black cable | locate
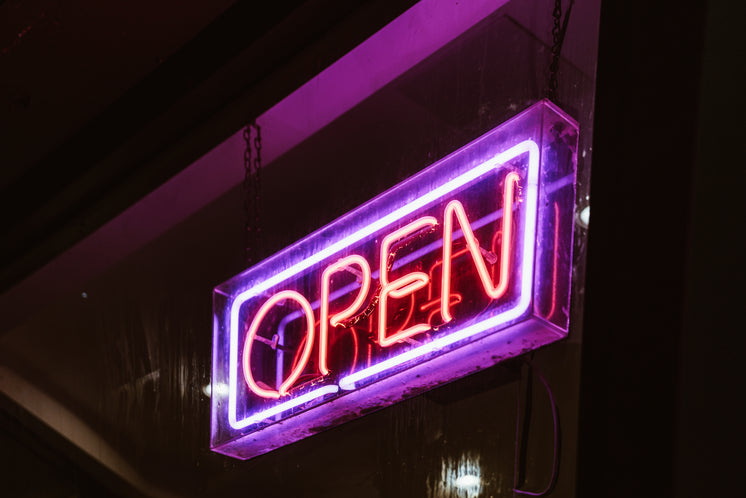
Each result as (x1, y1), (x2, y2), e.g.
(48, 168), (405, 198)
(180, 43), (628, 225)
(513, 358), (561, 496)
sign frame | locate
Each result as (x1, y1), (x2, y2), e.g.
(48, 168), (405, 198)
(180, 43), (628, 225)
(211, 100), (578, 459)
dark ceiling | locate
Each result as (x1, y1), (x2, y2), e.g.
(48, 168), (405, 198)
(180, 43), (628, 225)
(1, 0), (235, 189)
(0, 0), (418, 294)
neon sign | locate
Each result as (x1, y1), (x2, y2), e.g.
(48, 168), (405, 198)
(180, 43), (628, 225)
(211, 100), (578, 459)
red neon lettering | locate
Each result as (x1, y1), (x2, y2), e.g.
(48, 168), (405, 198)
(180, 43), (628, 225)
(243, 176), (522, 395)
(319, 255), (371, 375)
(242, 291), (315, 399)
(378, 217), (437, 347)
(426, 247), (470, 300)
(348, 328), (359, 372)
(420, 293), (463, 328)
(441, 172), (520, 323)
(324, 326), (360, 374)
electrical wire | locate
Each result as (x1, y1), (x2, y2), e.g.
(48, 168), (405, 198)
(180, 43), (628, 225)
(513, 357), (561, 496)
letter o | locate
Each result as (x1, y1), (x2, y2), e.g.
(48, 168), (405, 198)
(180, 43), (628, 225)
(242, 290), (315, 399)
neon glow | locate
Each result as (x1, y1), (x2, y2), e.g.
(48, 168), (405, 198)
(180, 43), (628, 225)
(544, 202), (561, 320)
(338, 153), (539, 390)
(240, 385), (340, 427)
(225, 139), (539, 428)
(319, 255), (371, 375)
(212, 100), (578, 460)
(378, 216), (438, 347)
(441, 171), (519, 323)
(242, 290), (315, 399)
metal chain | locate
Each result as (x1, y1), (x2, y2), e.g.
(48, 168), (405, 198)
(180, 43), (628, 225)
(243, 121), (262, 265)
(547, 0), (574, 103)
(547, 0), (562, 101)
(253, 122), (262, 260)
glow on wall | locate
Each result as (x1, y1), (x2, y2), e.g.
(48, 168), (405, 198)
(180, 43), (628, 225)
(211, 100), (578, 459)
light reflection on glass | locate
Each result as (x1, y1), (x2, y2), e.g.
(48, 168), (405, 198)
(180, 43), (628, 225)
(203, 382), (230, 398)
(455, 474), (480, 488)
(429, 452), (482, 498)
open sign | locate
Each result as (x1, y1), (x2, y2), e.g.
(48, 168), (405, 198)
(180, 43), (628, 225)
(211, 100), (578, 459)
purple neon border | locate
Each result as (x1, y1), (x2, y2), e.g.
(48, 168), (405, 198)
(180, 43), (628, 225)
(273, 170), (574, 390)
(226, 139), (539, 431)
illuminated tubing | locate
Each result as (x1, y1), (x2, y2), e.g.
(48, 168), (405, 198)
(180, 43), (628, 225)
(378, 217), (438, 346)
(242, 385), (340, 427)
(228, 139), (540, 427)
(242, 291), (316, 399)
(319, 255), (372, 375)
(339, 140), (540, 390)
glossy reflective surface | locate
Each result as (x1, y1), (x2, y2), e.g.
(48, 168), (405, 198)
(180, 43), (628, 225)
(213, 101), (578, 459)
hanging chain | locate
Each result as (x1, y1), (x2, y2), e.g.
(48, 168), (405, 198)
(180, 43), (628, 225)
(547, 0), (562, 101)
(253, 124), (262, 242)
(547, 0), (575, 102)
(243, 121), (262, 265)
(253, 121), (262, 260)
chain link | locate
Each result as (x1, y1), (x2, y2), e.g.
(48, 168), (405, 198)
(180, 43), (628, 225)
(547, 0), (562, 101)
(244, 121), (262, 265)
(547, 0), (574, 103)
(252, 122), (262, 258)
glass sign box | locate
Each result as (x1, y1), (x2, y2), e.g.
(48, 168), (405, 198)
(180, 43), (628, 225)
(212, 100), (578, 459)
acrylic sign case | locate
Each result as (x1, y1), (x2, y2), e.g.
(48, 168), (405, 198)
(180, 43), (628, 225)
(212, 100), (578, 459)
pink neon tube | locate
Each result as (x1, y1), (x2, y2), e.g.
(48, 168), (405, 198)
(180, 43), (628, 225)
(227, 139), (540, 427)
(378, 216), (437, 347)
(242, 290), (316, 399)
(440, 172), (520, 322)
(319, 255), (371, 375)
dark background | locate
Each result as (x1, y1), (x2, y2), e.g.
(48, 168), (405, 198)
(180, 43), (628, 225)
(580, 1), (746, 496)
(1, 0), (744, 496)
